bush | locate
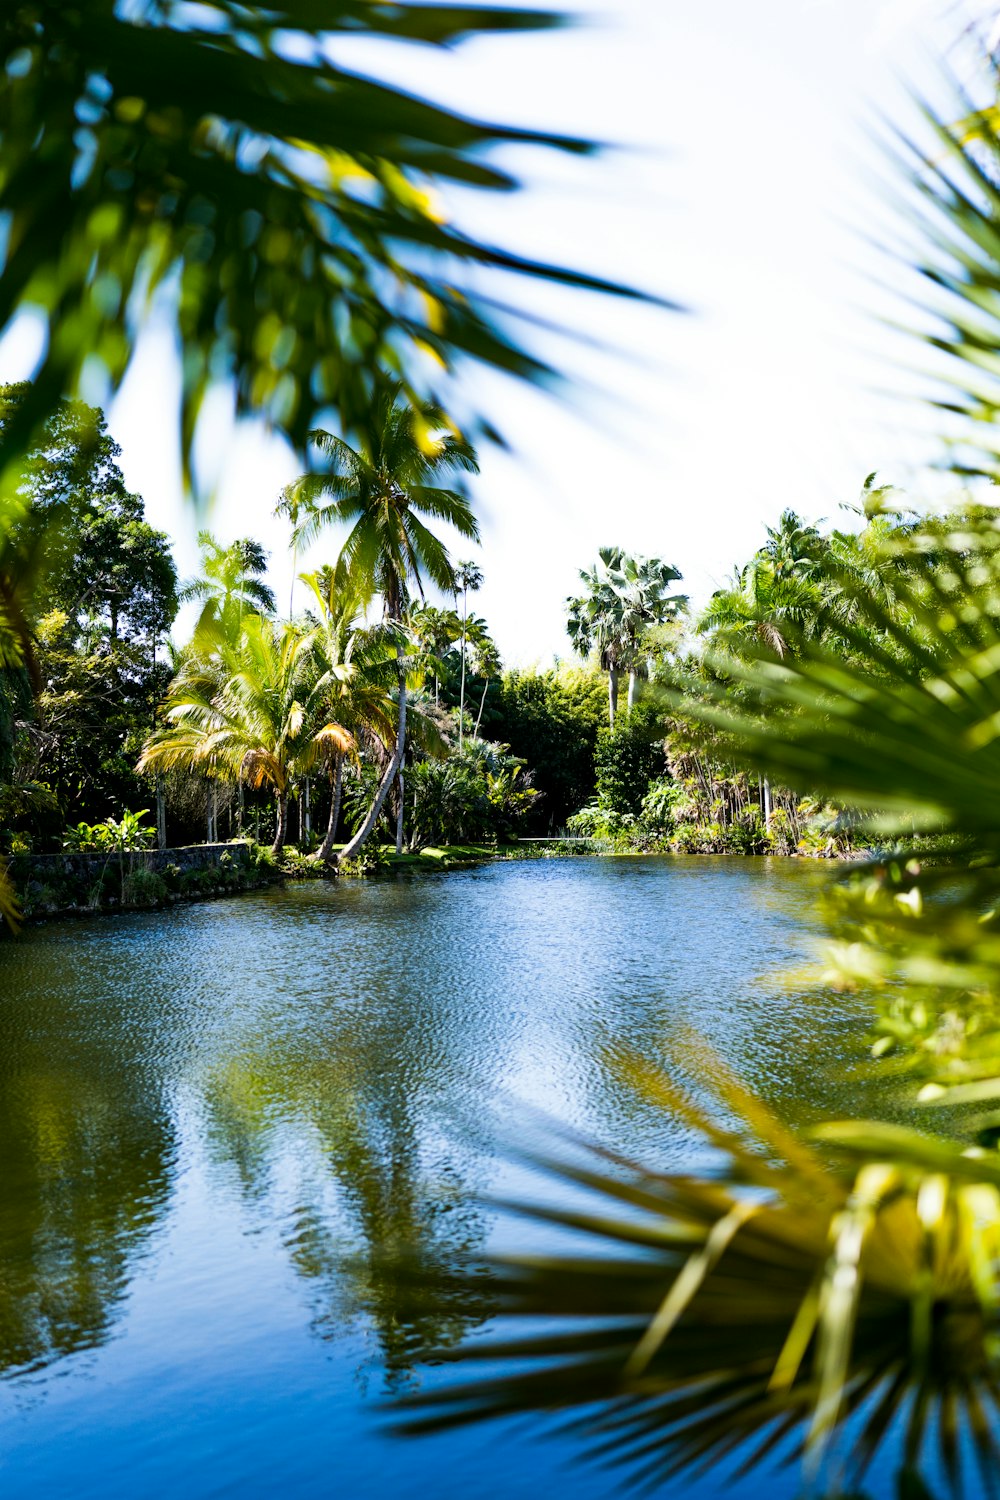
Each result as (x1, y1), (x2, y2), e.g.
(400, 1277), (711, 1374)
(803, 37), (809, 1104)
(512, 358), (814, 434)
(340, 843), (390, 876)
(594, 704), (667, 818)
(722, 812), (772, 855)
(122, 869), (168, 906)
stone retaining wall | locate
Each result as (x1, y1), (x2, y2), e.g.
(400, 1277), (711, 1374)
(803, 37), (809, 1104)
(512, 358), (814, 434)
(7, 841), (267, 922)
(10, 841), (252, 886)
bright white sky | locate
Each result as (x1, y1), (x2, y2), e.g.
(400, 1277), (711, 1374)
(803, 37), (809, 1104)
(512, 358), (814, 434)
(1, 0), (989, 663)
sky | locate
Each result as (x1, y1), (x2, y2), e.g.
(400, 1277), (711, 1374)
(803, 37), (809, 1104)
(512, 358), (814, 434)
(0, 0), (988, 664)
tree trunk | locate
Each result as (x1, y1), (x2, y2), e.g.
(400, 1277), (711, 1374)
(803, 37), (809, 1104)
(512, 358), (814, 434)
(338, 645), (407, 865)
(395, 769), (405, 855)
(627, 670), (638, 714)
(237, 782), (244, 837)
(206, 781), (213, 843)
(459, 589), (468, 751)
(474, 677), (489, 739)
(763, 776), (772, 829)
(156, 775), (166, 851)
(608, 668), (619, 729)
(304, 776), (311, 839)
(272, 789), (288, 855)
(316, 756), (344, 863)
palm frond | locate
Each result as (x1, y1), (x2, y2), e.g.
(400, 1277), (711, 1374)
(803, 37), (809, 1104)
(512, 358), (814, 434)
(395, 1056), (1000, 1497)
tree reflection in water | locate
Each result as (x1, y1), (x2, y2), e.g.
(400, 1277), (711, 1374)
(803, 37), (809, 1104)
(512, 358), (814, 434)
(202, 1043), (494, 1388)
(0, 1061), (174, 1378)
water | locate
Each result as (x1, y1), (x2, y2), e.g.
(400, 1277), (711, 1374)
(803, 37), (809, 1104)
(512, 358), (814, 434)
(0, 857), (877, 1498)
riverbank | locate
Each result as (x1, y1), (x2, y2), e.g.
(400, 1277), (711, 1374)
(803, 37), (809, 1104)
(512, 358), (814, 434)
(9, 834), (839, 927)
(7, 839), (566, 924)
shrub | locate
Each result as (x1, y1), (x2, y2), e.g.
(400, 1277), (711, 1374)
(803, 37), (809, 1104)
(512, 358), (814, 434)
(122, 869), (168, 906)
(594, 704), (667, 819)
(722, 812), (772, 855)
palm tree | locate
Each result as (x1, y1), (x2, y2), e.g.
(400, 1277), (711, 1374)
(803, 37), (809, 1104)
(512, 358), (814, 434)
(567, 549), (684, 725)
(469, 627), (504, 740)
(298, 564), (398, 864)
(453, 561), (484, 749)
(286, 382), (480, 859)
(138, 614), (344, 855)
(274, 488), (316, 621)
(408, 603), (463, 705)
(180, 532), (276, 636)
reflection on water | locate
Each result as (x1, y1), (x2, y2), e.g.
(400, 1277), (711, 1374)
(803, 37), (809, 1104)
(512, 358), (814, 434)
(0, 857), (876, 1498)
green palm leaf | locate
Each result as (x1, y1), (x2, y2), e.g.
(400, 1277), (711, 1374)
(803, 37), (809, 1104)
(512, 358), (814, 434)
(395, 1054), (1000, 1497)
(0, 2), (660, 483)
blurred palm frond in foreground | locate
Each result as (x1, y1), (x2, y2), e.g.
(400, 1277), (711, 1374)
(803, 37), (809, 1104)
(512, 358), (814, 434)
(398, 1056), (1000, 1497)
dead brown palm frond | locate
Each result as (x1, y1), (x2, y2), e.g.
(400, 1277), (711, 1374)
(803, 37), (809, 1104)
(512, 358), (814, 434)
(394, 1059), (1000, 1497)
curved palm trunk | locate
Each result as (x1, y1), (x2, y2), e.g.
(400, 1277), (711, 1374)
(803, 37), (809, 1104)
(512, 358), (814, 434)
(474, 677), (490, 738)
(459, 589), (468, 751)
(272, 788), (289, 856)
(338, 646), (407, 865)
(316, 755), (344, 863)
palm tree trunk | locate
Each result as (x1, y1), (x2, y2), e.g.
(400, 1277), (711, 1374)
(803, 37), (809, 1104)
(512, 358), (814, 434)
(763, 776), (772, 830)
(316, 755), (344, 863)
(156, 774), (166, 851)
(459, 587), (468, 751)
(272, 789), (288, 855)
(627, 670), (638, 714)
(395, 769), (405, 855)
(474, 677), (490, 739)
(608, 668), (619, 729)
(339, 646), (407, 865)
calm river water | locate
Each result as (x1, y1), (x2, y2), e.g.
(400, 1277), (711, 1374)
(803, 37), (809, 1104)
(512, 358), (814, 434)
(0, 856), (881, 1498)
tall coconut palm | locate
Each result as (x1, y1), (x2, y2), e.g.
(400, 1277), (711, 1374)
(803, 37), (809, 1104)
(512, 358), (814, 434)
(275, 488), (316, 621)
(453, 560), (484, 749)
(287, 383), (480, 859)
(138, 614), (345, 855)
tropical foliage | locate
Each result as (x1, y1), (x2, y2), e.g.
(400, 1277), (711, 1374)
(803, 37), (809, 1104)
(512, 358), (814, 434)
(0, 1), (647, 485)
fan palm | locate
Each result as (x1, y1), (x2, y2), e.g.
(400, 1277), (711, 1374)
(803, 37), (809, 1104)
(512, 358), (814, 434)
(396, 56), (1000, 1493)
(568, 549), (684, 725)
(286, 382), (480, 859)
(399, 1049), (1000, 1498)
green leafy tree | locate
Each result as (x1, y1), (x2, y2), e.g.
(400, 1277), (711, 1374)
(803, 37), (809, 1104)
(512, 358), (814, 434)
(479, 666), (608, 830)
(593, 702), (667, 819)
